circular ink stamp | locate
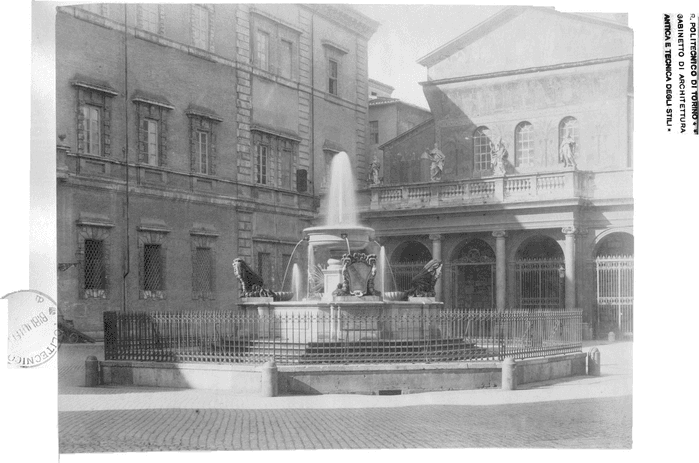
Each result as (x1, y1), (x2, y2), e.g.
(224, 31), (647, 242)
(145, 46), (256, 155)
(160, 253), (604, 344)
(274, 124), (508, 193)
(4, 290), (58, 368)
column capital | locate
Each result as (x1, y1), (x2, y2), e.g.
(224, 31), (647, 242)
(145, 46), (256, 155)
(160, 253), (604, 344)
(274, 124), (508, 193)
(429, 234), (444, 241)
(562, 226), (578, 236)
(492, 230), (507, 239)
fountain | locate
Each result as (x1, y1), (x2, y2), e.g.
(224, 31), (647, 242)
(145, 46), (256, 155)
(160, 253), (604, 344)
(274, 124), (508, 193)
(234, 152), (444, 346)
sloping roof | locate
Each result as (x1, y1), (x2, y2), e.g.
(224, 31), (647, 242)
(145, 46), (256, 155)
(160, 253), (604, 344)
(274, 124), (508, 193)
(369, 97), (431, 114)
(378, 118), (434, 150)
(417, 6), (633, 68)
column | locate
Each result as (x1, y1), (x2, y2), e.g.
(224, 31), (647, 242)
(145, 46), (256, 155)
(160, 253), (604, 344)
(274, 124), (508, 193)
(563, 227), (577, 309)
(492, 231), (507, 312)
(429, 234), (443, 301)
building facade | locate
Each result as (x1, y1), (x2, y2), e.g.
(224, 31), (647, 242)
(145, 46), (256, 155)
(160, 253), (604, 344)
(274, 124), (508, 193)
(361, 7), (633, 339)
(56, 3), (378, 338)
(365, 79), (432, 186)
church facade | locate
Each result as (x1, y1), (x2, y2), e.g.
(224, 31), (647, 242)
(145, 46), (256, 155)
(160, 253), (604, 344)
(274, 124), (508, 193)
(361, 7), (634, 339)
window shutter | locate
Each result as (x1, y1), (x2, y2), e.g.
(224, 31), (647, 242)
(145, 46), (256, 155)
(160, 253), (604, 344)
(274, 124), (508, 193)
(138, 116), (149, 164)
(77, 104), (86, 154)
(210, 131), (217, 175)
(296, 169), (307, 193)
(159, 117), (167, 167)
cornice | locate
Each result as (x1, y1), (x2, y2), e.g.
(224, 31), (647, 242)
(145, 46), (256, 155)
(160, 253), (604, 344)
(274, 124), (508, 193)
(420, 55), (633, 87)
(306, 4), (379, 40)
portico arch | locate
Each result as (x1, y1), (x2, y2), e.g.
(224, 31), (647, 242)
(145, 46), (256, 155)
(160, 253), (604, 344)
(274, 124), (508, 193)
(593, 231), (634, 338)
(389, 240), (432, 292)
(514, 235), (565, 309)
(450, 239), (496, 310)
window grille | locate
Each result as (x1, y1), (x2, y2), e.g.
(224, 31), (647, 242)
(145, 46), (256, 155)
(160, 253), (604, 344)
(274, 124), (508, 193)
(193, 247), (213, 295)
(143, 244), (163, 291)
(328, 59), (338, 95)
(258, 252), (272, 289)
(473, 127), (490, 171)
(515, 122), (534, 167)
(84, 239), (105, 290)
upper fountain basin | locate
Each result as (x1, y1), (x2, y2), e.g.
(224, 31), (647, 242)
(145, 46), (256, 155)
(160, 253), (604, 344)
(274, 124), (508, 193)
(303, 225), (375, 250)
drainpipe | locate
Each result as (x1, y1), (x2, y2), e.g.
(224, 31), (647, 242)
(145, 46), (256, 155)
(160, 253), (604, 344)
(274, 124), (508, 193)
(310, 10), (315, 198)
(122, 6), (130, 312)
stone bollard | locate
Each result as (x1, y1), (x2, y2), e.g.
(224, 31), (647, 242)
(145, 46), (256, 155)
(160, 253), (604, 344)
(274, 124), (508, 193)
(608, 331), (616, 342)
(260, 360), (278, 397)
(85, 355), (100, 387)
(501, 357), (516, 390)
(587, 347), (601, 376)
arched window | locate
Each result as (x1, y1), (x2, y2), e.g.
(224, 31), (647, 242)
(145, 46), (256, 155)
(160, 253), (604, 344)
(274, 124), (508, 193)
(558, 117), (579, 164)
(515, 122), (534, 168)
(473, 126), (490, 172)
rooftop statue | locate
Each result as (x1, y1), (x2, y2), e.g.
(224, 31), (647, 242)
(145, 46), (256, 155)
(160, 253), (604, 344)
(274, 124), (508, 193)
(489, 137), (507, 176)
(423, 143), (445, 182)
(369, 157), (381, 185)
(406, 259), (443, 297)
(232, 258), (275, 298)
(559, 134), (577, 168)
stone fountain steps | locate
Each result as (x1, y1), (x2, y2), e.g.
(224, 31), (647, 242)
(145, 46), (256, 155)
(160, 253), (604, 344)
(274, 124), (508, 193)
(216, 338), (489, 364)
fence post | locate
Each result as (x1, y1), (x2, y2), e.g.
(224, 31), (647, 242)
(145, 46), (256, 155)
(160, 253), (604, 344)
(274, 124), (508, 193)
(587, 347), (601, 376)
(260, 360), (278, 397)
(85, 355), (100, 387)
(502, 356), (516, 390)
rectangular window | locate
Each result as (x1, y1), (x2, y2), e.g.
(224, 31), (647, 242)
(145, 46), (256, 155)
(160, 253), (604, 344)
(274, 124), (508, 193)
(192, 6), (210, 49)
(193, 247), (213, 294)
(280, 39), (293, 79)
(257, 252), (272, 289)
(328, 59), (338, 95)
(84, 239), (105, 290)
(143, 119), (158, 166)
(143, 244), (163, 291)
(369, 121), (379, 145)
(197, 130), (209, 174)
(255, 143), (268, 185)
(140, 4), (159, 33)
(82, 105), (101, 155)
(256, 30), (270, 71)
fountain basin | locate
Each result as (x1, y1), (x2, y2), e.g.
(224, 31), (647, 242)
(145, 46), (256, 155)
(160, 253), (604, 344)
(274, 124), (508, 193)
(304, 225), (375, 250)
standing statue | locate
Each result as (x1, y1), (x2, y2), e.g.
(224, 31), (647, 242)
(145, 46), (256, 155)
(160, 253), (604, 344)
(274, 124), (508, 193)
(559, 134), (577, 168)
(369, 157), (381, 185)
(424, 143), (445, 182)
(489, 137), (507, 176)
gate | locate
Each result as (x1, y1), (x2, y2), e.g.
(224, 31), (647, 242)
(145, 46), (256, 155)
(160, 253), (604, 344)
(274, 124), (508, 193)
(515, 258), (564, 310)
(390, 261), (429, 292)
(596, 255), (634, 338)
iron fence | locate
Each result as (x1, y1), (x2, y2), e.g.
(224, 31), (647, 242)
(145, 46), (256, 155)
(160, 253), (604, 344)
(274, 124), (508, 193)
(104, 309), (582, 365)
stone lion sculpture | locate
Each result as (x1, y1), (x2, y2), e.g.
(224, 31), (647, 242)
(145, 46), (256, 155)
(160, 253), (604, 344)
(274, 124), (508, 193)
(232, 258), (275, 298)
(406, 259), (443, 297)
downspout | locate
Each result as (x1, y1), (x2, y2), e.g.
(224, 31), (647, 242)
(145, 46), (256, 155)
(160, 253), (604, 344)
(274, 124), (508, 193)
(310, 10), (315, 198)
(122, 6), (130, 312)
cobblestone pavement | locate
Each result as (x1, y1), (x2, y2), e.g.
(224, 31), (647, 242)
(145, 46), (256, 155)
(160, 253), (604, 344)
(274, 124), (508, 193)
(59, 395), (631, 452)
(57, 341), (632, 452)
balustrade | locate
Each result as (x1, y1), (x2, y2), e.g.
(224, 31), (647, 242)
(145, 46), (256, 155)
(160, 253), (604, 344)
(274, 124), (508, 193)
(371, 170), (584, 210)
